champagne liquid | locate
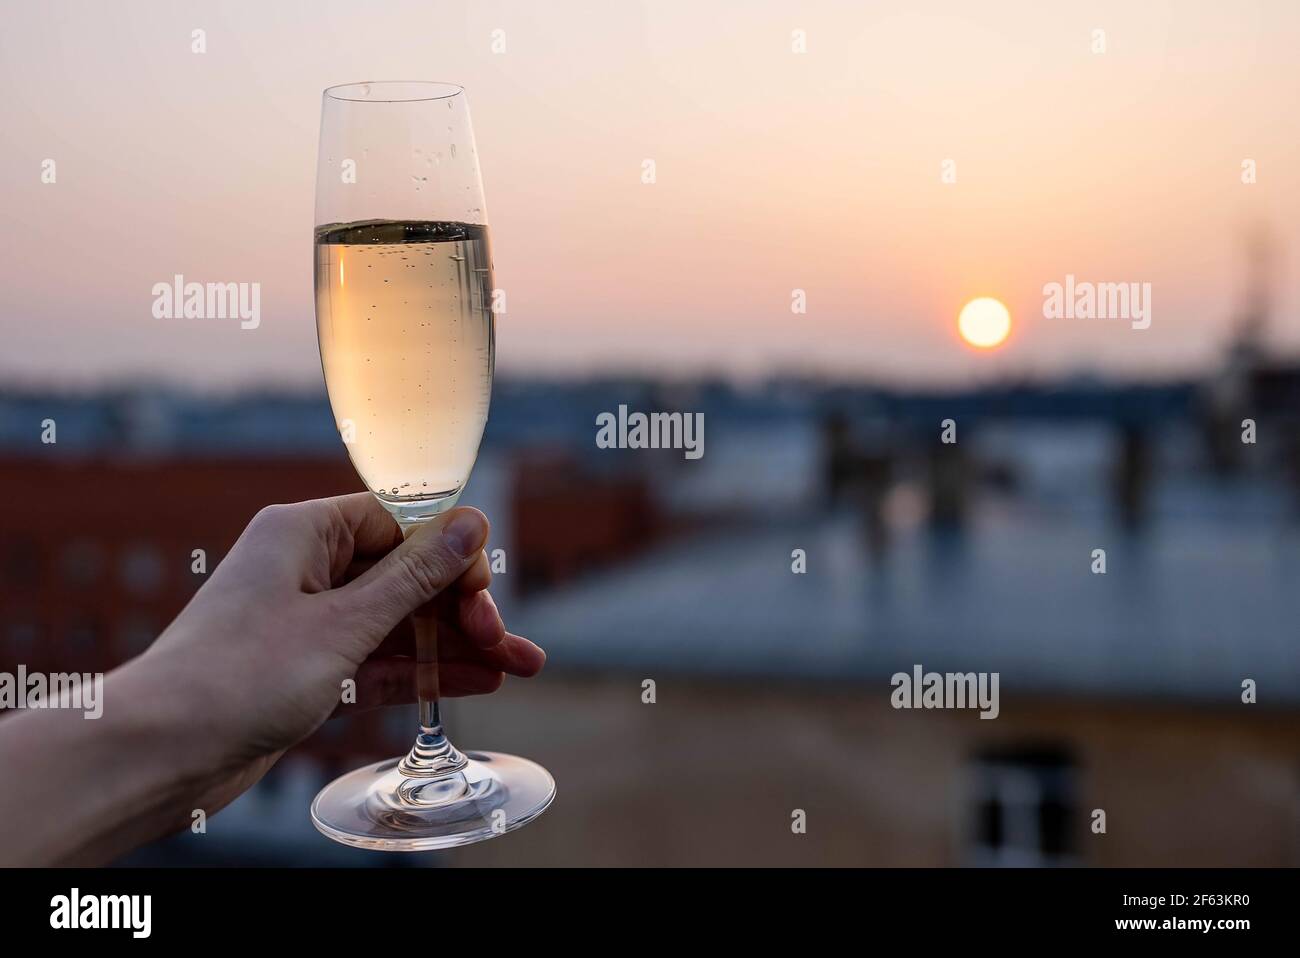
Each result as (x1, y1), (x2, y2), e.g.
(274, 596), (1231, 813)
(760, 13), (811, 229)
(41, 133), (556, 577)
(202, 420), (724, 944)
(314, 220), (494, 514)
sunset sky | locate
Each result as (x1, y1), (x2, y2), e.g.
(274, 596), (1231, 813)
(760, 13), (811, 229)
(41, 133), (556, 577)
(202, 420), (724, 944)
(2, 0), (1298, 389)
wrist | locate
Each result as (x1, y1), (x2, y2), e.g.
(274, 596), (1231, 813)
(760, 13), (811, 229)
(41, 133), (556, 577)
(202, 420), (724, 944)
(114, 647), (238, 789)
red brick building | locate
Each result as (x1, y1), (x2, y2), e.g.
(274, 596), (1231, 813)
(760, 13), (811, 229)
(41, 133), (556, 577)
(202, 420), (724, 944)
(0, 454), (411, 766)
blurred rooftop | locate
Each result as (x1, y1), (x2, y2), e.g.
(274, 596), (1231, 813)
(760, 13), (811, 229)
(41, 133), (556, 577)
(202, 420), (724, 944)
(509, 503), (1300, 703)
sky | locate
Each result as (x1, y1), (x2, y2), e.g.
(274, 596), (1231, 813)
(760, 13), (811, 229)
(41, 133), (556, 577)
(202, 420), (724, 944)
(2, 0), (1298, 390)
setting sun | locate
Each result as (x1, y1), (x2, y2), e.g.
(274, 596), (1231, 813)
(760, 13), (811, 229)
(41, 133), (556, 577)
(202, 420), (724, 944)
(958, 298), (1012, 349)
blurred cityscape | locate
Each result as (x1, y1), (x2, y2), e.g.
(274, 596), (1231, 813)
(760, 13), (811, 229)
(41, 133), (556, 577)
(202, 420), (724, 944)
(5, 0), (1300, 873)
(2, 322), (1300, 866)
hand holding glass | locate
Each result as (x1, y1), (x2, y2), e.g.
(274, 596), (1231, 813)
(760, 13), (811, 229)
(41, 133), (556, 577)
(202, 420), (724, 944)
(311, 81), (554, 849)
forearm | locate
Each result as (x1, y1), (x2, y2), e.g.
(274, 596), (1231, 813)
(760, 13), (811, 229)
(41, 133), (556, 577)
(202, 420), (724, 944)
(0, 654), (220, 866)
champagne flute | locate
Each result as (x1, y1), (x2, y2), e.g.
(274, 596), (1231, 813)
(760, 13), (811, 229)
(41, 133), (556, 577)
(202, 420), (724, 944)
(310, 81), (554, 849)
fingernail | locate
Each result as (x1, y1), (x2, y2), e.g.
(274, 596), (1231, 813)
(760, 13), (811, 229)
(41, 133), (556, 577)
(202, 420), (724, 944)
(441, 510), (487, 558)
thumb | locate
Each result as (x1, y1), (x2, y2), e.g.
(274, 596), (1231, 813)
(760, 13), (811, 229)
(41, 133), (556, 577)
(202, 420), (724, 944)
(339, 507), (489, 648)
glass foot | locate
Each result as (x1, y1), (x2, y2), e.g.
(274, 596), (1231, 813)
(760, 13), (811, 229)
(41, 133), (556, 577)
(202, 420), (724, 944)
(310, 750), (556, 851)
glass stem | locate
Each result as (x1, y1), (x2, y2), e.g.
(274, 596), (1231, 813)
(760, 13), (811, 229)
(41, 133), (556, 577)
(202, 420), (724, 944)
(397, 526), (467, 778)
